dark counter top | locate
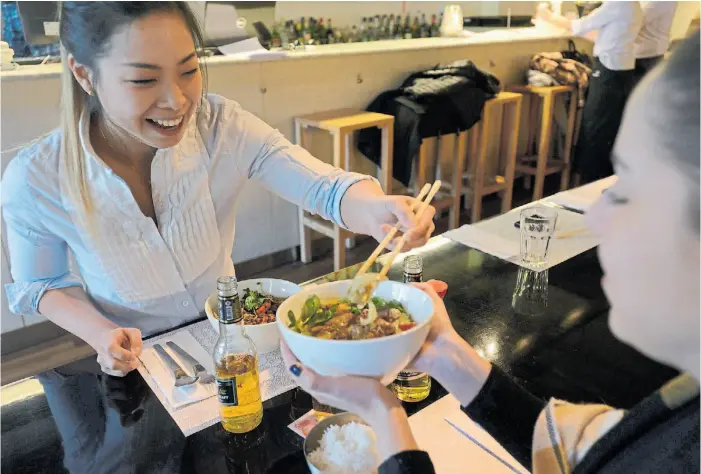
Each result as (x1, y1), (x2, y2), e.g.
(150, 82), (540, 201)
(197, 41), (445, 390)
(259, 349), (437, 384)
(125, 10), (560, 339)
(1, 239), (677, 474)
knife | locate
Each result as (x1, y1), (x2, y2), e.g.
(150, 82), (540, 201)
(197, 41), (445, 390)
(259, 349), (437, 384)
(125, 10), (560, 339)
(153, 344), (198, 387)
(545, 201), (585, 215)
(166, 341), (215, 384)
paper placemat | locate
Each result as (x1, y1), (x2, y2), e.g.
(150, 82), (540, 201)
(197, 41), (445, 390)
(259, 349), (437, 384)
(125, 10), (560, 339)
(408, 395), (528, 474)
(445, 206), (599, 271)
(137, 320), (297, 436)
(443, 225), (520, 260)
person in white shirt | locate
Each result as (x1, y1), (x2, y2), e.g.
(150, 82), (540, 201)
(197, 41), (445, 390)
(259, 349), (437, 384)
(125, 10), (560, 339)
(2, 3), (437, 379)
(536, 1), (643, 183)
(634, 1), (678, 85)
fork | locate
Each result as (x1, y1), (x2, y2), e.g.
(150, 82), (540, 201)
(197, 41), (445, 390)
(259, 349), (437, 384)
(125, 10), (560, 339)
(166, 341), (216, 384)
(153, 344), (199, 387)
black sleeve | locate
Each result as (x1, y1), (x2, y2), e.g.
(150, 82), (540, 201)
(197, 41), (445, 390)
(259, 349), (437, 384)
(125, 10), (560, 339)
(462, 365), (546, 469)
(378, 450), (435, 474)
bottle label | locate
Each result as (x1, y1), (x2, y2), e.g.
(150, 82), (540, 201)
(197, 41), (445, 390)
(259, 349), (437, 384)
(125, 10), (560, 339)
(218, 295), (242, 323)
(403, 272), (423, 283)
(397, 371), (426, 381)
(216, 378), (239, 406)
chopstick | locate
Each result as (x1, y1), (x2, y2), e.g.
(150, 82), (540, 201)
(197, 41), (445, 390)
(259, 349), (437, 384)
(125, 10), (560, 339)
(356, 183), (431, 277)
(556, 228), (589, 239)
(377, 180), (442, 279)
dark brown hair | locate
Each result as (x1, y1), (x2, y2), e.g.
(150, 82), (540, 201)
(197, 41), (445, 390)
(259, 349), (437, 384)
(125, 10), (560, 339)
(657, 32), (700, 233)
(58, 1), (207, 215)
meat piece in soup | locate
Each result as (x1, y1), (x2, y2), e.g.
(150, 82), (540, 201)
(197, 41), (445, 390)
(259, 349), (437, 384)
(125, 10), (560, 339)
(287, 296), (416, 340)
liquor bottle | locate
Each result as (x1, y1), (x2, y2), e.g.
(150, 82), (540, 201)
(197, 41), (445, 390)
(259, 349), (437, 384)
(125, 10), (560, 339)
(270, 22), (281, 49)
(214, 276), (264, 433)
(293, 20), (304, 48)
(389, 256), (432, 402)
(348, 24), (358, 43)
(403, 15), (412, 39)
(326, 18), (335, 44)
(372, 15), (381, 40)
(394, 15), (403, 39)
(412, 15), (421, 39)
(359, 17), (368, 42)
(302, 17), (313, 45)
(429, 14), (440, 37)
(387, 14), (395, 39)
(316, 17), (325, 44)
(420, 13), (428, 38)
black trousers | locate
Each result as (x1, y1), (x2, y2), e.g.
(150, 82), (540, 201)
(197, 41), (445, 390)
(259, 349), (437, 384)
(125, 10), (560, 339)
(633, 55), (664, 87)
(574, 58), (635, 184)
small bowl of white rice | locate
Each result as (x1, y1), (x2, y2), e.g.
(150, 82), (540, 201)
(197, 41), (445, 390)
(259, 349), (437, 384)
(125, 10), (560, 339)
(304, 412), (379, 474)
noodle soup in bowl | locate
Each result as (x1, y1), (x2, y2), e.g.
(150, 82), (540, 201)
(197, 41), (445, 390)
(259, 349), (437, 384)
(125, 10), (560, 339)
(277, 279), (434, 385)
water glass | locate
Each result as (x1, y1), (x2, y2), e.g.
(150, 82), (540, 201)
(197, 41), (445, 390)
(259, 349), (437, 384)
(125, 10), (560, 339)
(519, 206), (558, 269)
(512, 268), (549, 316)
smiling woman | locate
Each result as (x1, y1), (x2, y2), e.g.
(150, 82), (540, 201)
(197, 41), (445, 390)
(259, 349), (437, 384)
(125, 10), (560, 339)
(58, 2), (207, 218)
(2, 1), (436, 378)
(1, 2), (438, 471)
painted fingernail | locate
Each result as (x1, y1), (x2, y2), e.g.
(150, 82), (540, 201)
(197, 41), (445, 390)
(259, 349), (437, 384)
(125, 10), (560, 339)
(289, 364), (302, 377)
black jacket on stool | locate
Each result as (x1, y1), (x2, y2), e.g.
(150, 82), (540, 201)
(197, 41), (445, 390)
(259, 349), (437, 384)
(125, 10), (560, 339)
(357, 61), (500, 187)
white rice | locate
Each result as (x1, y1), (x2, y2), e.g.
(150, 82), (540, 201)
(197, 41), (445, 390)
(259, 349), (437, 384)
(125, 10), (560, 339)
(308, 422), (379, 474)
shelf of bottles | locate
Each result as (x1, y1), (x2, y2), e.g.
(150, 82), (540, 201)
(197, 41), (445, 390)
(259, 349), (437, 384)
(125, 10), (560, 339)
(271, 13), (444, 50)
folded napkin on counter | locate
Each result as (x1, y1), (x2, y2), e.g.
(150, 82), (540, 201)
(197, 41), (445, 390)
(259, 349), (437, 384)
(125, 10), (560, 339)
(409, 395), (528, 474)
(443, 225), (520, 261)
(139, 330), (217, 411)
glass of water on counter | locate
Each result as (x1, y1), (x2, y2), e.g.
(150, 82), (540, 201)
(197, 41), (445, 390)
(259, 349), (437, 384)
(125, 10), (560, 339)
(519, 206), (558, 269)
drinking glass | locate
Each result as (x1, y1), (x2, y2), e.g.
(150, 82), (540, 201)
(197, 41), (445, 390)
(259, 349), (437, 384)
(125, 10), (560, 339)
(519, 206), (558, 269)
(512, 268), (549, 316)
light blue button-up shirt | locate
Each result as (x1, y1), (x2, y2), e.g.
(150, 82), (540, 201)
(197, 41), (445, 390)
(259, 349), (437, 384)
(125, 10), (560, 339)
(2, 94), (370, 336)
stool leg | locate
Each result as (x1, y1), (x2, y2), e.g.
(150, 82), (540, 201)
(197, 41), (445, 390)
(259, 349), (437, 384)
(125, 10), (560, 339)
(380, 123), (394, 195)
(464, 125), (480, 211)
(501, 99), (521, 213)
(471, 110), (491, 223)
(527, 94), (540, 156)
(533, 93), (554, 201)
(295, 121), (313, 263)
(417, 139), (429, 191)
(334, 227), (347, 271)
(560, 90), (578, 191)
(333, 131), (348, 270)
(450, 131), (468, 229)
(341, 132), (356, 250)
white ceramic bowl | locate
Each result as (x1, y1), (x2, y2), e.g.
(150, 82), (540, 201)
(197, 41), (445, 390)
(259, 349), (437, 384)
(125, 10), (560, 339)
(205, 278), (301, 353)
(277, 280), (434, 384)
(303, 412), (374, 474)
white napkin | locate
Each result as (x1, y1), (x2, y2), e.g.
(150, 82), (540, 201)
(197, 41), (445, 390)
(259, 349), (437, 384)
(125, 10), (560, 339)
(443, 224), (520, 260)
(139, 330), (217, 410)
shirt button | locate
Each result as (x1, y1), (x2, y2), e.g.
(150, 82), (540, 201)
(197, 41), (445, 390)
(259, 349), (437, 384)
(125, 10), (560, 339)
(182, 301), (189, 307)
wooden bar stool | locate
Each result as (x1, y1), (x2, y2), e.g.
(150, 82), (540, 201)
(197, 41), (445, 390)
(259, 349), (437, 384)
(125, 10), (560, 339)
(462, 91), (523, 223)
(294, 109), (394, 271)
(415, 131), (469, 230)
(509, 85), (578, 201)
